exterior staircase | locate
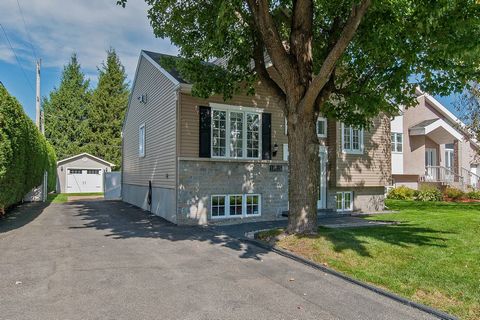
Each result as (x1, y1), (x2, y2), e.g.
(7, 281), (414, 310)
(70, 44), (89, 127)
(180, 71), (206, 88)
(420, 166), (479, 191)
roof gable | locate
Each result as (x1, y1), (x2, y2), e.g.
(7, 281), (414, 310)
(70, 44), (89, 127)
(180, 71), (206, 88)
(57, 153), (115, 167)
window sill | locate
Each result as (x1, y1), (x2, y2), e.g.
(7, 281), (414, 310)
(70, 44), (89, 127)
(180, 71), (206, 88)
(211, 214), (261, 220)
(179, 157), (288, 164)
(342, 150), (364, 155)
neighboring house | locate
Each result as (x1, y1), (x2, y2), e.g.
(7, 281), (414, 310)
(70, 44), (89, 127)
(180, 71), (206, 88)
(57, 153), (114, 193)
(390, 89), (479, 190)
(121, 50), (391, 225)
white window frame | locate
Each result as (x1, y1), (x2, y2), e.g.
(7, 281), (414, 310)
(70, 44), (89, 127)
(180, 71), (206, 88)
(210, 194), (262, 219)
(316, 117), (327, 138)
(245, 194), (262, 217)
(391, 132), (403, 153)
(139, 123), (145, 157)
(210, 103), (262, 160)
(336, 191), (353, 212)
(341, 123), (364, 154)
(211, 194), (227, 218)
(285, 116), (327, 138)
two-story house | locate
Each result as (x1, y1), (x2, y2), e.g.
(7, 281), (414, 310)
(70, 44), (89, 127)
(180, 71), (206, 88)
(121, 50), (391, 225)
(390, 88), (479, 190)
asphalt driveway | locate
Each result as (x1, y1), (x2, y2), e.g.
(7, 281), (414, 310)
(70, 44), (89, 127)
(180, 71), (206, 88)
(0, 201), (437, 320)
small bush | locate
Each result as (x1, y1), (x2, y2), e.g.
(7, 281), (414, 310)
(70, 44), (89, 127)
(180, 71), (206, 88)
(467, 190), (480, 200)
(444, 187), (466, 201)
(415, 185), (443, 202)
(387, 186), (415, 200)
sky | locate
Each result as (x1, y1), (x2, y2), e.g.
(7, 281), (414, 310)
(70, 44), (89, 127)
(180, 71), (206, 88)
(0, 0), (177, 120)
(0, 0), (460, 121)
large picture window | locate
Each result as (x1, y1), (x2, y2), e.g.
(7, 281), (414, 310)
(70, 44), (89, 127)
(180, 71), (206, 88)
(212, 110), (226, 157)
(342, 124), (363, 154)
(391, 132), (403, 153)
(211, 106), (261, 159)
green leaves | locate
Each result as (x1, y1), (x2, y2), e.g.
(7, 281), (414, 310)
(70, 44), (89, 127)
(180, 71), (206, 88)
(122, 0), (480, 127)
(43, 54), (91, 160)
(85, 49), (129, 168)
(0, 86), (57, 211)
(43, 50), (129, 167)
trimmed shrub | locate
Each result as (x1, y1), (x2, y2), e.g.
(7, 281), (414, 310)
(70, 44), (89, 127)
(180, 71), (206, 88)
(444, 187), (466, 201)
(387, 186), (416, 200)
(467, 190), (480, 200)
(0, 86), (57, 212)
(415, 185), (443, 202)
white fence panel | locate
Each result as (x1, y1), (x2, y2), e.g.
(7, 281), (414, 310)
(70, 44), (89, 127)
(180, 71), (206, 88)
(104, 171), (122, 200)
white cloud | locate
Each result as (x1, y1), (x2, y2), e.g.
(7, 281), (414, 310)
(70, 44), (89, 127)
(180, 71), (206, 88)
(0, 0), (178, 82)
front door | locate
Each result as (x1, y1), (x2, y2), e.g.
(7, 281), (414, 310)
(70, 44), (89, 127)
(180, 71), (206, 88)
(445, 148), (454, 182)
(317, 147), (327, 209)
(425, 148), (437, 180)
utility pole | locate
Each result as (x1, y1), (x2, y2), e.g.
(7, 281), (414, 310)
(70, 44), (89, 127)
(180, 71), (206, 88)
(35, 59), (41, 132)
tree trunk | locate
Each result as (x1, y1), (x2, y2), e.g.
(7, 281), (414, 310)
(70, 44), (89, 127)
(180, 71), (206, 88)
(286, 110), (319, 234)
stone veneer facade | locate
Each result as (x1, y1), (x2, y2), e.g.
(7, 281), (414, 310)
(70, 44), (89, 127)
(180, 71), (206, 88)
(176, 159), (386, 225)
(177, 159), (289, 225)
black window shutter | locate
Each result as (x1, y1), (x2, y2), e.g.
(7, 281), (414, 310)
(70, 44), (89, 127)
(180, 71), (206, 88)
(199, 106), (211, 158)
(262, 113), (272, 160)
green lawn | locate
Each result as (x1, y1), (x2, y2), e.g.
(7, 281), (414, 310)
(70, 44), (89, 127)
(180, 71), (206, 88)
(259, 200), (480, 319)
(47, 193), (104, 203)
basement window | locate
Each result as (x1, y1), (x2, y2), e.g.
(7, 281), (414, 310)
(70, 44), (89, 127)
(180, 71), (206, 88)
(210, 194), (261, 219)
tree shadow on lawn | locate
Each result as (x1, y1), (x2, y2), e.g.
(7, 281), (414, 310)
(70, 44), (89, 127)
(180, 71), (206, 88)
(66, 200), (269, 261)
(295, 225), (452, 258)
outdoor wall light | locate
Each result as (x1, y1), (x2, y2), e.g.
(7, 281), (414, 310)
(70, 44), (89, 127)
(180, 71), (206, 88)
(272, 143), (279, 157)
(60, 166), (63, 172)
(138, 93), (148, 104)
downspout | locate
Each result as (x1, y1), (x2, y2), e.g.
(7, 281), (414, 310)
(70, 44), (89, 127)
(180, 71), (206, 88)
(175, 85), (181, 223)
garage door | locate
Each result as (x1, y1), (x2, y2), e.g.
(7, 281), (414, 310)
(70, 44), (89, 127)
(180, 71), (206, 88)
(66, 169), (103, 193)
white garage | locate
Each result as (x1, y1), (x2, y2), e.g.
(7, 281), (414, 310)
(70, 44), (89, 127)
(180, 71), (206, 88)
(56, 153), (115, 194)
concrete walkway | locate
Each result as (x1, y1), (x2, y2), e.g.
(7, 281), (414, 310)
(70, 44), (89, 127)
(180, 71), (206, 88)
(210, 215), (394, 239)
(0, 201), (435, 320)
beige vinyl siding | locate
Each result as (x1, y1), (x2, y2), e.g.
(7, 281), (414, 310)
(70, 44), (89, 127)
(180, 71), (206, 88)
(179, 85), (287, 160)
(122, 55), (177, 188)
(335, 116), (391, 187)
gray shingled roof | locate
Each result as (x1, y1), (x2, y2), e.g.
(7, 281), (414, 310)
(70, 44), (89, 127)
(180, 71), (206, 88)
(410, 119), (439, 129)
(142, 50), (189, 84)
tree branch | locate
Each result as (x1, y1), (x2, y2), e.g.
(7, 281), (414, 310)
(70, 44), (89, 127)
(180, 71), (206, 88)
(300, 0), (372, 114)
(290, 0), (313, 86)
(246, 0), (297, 90)
(252, 34), (287, 113)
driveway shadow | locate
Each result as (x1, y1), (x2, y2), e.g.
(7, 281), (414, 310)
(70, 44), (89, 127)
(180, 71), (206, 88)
(0, 202), (48, 234)
(67, 200), (269, 261)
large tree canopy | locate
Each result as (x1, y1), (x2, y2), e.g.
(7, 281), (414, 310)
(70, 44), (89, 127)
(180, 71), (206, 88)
(44, 54), (91, 160)
(119, 0), (480, 233)
(85, 49), (129, 168)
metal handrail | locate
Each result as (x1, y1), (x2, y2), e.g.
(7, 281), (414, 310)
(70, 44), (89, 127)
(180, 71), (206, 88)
(423, 166), (465, 185)
(461, 167), (480, 189)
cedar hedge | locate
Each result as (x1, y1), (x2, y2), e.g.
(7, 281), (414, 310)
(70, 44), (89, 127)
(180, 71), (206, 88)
(0, 85), (57, 213)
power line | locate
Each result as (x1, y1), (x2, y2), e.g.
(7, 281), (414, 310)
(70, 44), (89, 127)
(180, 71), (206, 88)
(0, 23), (35, 93)
(16, 0), (38, 60)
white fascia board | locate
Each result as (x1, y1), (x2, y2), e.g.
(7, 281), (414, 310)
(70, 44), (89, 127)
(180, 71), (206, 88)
(425, 119), (464, 141)
(57, 153), (115, 167)
(209, 102), (264, 113)
(122, 52), (143, 133)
